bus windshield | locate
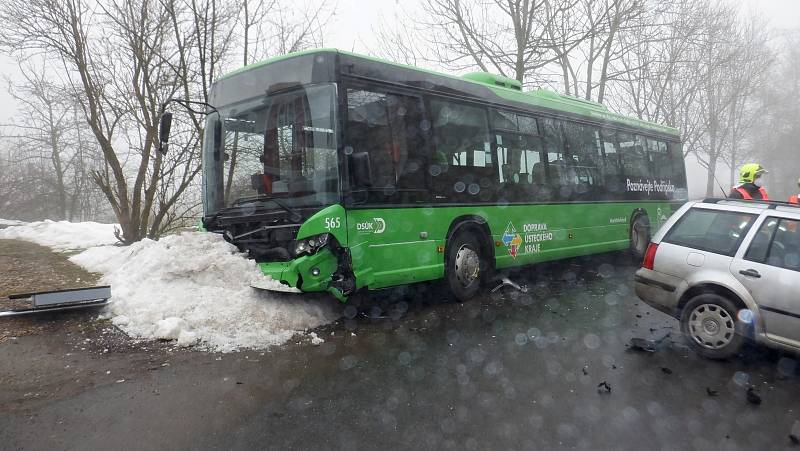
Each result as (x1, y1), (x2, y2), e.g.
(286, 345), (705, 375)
(202, 84), (338, 215)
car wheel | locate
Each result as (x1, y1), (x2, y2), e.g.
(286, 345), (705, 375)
(445, 231), (485, 302)
(680, 293), (746, 360)
(629, 214), (650, 259)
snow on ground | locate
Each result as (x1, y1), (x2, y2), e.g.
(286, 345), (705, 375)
(0, 219), (118, 251)
(0, 219), (26, 227)
(70, 232), (341, 352)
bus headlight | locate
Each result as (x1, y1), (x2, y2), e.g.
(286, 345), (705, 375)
(292, 233), (331, 257)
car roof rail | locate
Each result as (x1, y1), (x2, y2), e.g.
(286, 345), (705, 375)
(701, 197), (800, 210)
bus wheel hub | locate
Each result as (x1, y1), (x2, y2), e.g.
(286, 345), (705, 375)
(455, 245), (479, 287)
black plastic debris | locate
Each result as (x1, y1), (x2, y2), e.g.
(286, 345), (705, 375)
(597, 381), (611, 394)
(628, 331), (671, 353)
(746, 387), (762, 405)
(790, 434), (799, 446)
(490, 277), (528, 294)
(661, 367), (673, 375)
(582, 367), (589, 376)
(706, 387), (718, 397)
(1, 286), (111, 317)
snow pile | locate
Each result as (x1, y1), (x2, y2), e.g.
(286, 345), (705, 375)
(70, 232), (340, 352)
(0, 218), (26, 227)
(0, 219), (118, 251)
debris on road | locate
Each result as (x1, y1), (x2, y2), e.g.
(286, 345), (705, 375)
(628, 330), (671, 353)
(309, 332), (324, 345)
(661, 367), (673, 375)
(706, 387), (718, 397)
(490, 277), (528, 294)
(1, 286), (111, 317)
(746, 387), (762, 405)
(628, 337), (658, 352)
(597, 381), (612, 394)
(790, 434), (799, 446)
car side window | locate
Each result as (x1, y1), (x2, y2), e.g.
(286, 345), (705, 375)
(745, 217), (779, 263)
(663, 208), (757, 256)
(766, 219), (800, 271)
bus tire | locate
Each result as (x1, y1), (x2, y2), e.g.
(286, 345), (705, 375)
(445, 231), (485, 302)
(629, 214), (650, 260)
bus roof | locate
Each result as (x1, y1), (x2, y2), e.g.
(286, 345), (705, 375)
(218, 48), (681, 138)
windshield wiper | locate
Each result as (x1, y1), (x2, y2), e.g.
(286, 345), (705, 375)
(232, 196), (303, 222)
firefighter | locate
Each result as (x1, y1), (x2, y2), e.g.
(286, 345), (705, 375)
(790, 178), (800, 204)
(729, 163), (769, 200)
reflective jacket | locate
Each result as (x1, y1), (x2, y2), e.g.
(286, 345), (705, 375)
(730, 184), (768, 200)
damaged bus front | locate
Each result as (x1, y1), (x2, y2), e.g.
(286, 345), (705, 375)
(192, 53), (355, 300)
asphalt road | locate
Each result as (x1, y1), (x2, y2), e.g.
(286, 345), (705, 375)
(2, 253), (799, 451)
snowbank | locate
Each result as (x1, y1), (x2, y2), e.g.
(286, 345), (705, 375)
(0, 219), (26, 227)
(70, 232), (340, 352)
(0, 219), (118, 251)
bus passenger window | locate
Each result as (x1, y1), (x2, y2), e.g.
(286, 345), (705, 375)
(648, 139), (672, 179)
(619, 133), (649, 180)
(430, 99), (492, 201)
(563, 122), (602, 199)
(346, 89), (428, 204)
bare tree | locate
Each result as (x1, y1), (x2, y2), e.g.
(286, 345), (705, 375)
(0, 0), (206, 241)
(417, 0), (579, 84)
(0, 59), (108, 221)
(749, 32), (800, 200)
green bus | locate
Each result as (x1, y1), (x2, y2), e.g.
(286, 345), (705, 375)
(169, 49), (687, 302)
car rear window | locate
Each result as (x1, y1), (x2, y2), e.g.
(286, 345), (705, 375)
(663, 208), (757, 256)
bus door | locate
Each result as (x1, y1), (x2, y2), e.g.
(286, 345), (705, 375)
(343, 87), (435, 289)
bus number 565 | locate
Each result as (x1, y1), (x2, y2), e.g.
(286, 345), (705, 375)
(325, 217), (341, 229)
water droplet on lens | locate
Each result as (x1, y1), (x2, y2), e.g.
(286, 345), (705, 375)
(468, 183), (480, 195)
(737, 309), (753, 323)
(597, 263), (615, 278)
(454, 181), (466, 193)
(583, 333), (601, 349)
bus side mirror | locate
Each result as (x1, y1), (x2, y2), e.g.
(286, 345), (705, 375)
(351, 152), (372, 188)
(159, 112), (173, 153)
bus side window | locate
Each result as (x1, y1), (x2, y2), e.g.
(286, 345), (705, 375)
(619, 133), (649, 182)
(669, 142), (687, 199)
(490, 109), (546, 203)
(563, 121), (602, 199)
(429, 99), (492, 202)
(599, 130), (622, 199)
(647, 138), (671, 199)
(541, 117), (569, 200)
(346, 89), (428, 204)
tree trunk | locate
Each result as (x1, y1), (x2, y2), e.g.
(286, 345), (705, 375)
(706, 154), (718, 197)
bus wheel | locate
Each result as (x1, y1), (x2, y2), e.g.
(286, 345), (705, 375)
(446, 232), (484, 302)
(629, 214), (650, 259)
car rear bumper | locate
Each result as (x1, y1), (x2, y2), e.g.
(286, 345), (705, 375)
(634, 268), (684, 317)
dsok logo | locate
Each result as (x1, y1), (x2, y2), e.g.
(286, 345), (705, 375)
(502, 222), (523, 259)
(356, 218), (386, 234)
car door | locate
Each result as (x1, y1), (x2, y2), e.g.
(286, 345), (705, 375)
(731, 215), (800, 347)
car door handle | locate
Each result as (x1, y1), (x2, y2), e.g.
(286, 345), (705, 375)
(739, 269), (761, 278)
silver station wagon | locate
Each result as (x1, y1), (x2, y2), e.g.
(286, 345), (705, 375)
(635, 199), (800, 359)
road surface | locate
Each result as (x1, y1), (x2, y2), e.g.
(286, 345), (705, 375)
(2, 252), (799, 450)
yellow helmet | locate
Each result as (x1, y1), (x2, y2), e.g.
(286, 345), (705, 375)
(739, 163), (767, 184)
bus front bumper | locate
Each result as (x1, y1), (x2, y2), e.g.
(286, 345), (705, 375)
(257, 248), (345, 301)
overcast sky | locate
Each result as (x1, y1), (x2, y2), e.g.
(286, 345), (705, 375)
(1, 0), (797, 114)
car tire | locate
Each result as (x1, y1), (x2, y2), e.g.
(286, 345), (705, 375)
(680, 293), (746, 360)
(445, 230), (485, 302)
(629, 214), (650, 259)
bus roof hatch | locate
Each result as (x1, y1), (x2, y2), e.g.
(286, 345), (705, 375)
(462, 72), (523, 91)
